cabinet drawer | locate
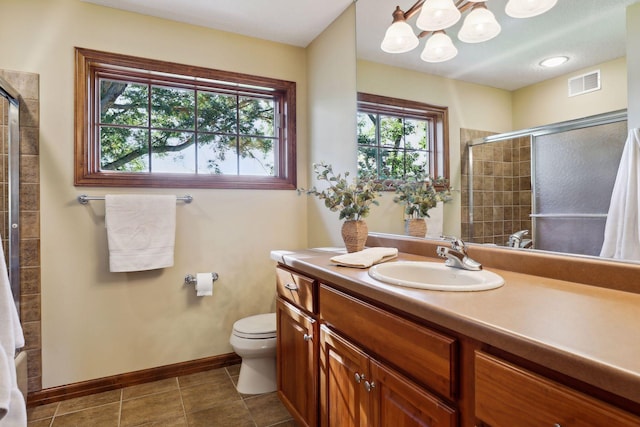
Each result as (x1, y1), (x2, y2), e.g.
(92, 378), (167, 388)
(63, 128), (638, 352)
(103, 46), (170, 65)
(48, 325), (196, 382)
(276, 267), (316, 314)
(475, 351), (640, 427)
(320, 284), (457, 399)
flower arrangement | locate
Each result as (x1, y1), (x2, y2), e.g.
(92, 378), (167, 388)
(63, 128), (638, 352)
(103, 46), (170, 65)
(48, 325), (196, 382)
(393, 173), (451, 219)
(299, 162), (386, 221)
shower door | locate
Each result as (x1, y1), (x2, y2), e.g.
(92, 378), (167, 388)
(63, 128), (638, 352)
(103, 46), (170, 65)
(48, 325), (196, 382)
(532, 119), (627, 256)
(0, 76), (20, 314)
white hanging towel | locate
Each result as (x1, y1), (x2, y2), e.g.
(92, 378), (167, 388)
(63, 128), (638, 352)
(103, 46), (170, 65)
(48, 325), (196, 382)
(600, 128), (640, 260)
(0, 231), (26, 426)
(106, 194), (177, 272)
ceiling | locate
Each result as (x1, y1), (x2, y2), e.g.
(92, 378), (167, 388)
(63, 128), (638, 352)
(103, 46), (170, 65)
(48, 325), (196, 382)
(83, 0), (638, 91)
(358, 0), (638, 90)
(81, 0), (353, 47)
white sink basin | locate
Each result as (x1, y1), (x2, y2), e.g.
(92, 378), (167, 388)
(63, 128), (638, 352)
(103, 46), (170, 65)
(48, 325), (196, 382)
(368, 261), (504, 291)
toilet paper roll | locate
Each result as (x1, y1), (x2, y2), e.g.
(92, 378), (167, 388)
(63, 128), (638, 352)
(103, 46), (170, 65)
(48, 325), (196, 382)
(196, 273), (213, 296)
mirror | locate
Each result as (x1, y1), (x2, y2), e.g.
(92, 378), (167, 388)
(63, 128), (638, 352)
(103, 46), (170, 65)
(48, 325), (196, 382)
(356, 0), (638, 262)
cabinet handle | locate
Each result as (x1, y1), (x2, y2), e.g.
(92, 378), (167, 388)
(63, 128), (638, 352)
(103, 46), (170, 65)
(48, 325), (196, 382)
(284, 283), (299, 291)
(553, 425), (562, 427)
(303, 334), (313, 342)
(364, 381), (376, 392)
(354, 373), (365, 383)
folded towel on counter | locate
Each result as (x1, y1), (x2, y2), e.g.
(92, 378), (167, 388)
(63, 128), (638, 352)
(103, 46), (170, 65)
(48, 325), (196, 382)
(330, 247), (398, 268)
(106, 195), (177, 272)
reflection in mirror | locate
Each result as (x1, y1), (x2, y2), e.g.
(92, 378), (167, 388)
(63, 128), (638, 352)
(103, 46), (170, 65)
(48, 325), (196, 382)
(462, 111), (627, 258)
(357, 0), (636, 263)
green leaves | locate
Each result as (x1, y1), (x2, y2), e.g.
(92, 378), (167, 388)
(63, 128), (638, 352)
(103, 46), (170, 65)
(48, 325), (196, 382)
(300, 162), (388, 221)
(393, 173), (451, 218)
(98, 78), (277, 175)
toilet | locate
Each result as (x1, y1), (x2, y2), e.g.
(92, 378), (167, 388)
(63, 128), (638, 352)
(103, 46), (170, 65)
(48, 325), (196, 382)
(229, 312), (277, 394)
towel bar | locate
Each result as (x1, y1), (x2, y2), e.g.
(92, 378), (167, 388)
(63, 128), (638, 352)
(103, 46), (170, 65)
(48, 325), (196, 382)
(77, 194), (193, 204)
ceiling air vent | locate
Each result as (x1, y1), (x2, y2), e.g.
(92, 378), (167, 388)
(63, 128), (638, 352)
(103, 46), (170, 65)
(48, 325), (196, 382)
(568, 70), (601, 97)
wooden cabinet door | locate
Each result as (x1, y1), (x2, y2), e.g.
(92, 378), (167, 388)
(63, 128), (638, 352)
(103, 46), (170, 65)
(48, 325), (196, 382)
(320, 325), (371, 427)
(370, 359), (457, 427)
(475, 351), (640, 427)
(277, 298), (318, 427)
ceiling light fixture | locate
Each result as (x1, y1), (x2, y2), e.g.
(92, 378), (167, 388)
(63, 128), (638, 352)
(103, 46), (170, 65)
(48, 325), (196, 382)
(539, 56), (569, 68)
(381, 0), (558, 63)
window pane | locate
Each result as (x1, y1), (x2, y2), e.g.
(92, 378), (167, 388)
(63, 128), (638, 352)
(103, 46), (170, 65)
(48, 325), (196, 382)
(358, 146), (378, 178)
(239, 96), (275, 137)
(238, 137), (275, 176)
(380, 115), (404, 148)
(197, 92), (237, 133)
(151, 131), (195, 173)
(100, 80), (148, 127)
(100, 126), (149, 172)
(77, 48), (297, 189)
(151, 86), (195, 130)
(405, 150), (429, 176)
(380, 149), (406, 180)
(357, 112), (376, 145)
(197, 134), (237, 175)
(404, 119), (428, 150)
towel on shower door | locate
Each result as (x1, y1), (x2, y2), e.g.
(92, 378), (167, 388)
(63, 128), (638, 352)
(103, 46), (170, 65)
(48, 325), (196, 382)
(0, 231), (26, 425)
(106, 194), (177, 272)
(600, 128), (640, 260)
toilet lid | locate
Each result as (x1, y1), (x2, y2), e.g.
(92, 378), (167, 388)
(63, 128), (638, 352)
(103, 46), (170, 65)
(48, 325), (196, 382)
(233, 313), (276, 339)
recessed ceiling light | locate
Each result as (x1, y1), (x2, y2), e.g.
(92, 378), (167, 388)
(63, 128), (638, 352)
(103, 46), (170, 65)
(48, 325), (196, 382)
(539, 56), (569, 68)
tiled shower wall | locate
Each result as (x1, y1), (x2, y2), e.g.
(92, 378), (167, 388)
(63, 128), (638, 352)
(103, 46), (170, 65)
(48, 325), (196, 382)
(461, 129), (532, 246)
(0, 69), (41, 393)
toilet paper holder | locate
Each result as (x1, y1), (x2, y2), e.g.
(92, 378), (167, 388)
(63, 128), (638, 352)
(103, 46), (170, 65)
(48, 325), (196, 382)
(184, 273), (219, 286)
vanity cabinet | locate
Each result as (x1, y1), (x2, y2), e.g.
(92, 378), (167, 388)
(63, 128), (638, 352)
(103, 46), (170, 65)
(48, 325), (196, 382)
(475, 351), (640, 427)
(320, 325), (457, 427)
(319, 284), (457, 426)
(275, 257), (640, 427)
(275, 267), (318, 427)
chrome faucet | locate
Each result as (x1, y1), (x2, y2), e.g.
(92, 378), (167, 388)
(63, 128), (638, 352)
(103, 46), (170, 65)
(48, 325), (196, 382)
(436, 236), (482, 271)
(508, 230), (532, 248)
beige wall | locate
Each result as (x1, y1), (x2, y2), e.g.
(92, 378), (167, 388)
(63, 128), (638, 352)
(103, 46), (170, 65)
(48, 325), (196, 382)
(307, 6), (358, 248)
(357, 60), (513, 237)
(0, 0), (309, 388)
(512, 57), (627, 130)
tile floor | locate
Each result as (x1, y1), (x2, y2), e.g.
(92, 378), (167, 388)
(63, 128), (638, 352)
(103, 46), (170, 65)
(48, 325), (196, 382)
(26, 365), (297, 427)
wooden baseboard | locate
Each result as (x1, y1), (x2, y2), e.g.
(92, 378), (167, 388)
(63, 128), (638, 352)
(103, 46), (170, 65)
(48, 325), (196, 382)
(27, 352), (241, 407)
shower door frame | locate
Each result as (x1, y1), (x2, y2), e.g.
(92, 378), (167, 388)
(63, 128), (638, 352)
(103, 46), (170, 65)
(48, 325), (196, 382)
(0, 76), (21, 316)
(467, 109), (627, 249)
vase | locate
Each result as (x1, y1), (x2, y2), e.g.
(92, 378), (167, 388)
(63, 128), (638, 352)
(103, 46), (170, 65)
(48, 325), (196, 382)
(405, 218), (427, 238)
(341, 220), (368, 253)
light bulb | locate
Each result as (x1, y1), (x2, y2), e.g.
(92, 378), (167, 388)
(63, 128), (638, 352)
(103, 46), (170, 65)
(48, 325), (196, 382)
(506, 0), (558, 18)
(420, 32), (458, 63)
(381, 21), (419, 53)
(458, 6), (501, 43)
(416, 0), (461, 31)
(539, 56), (568, 68)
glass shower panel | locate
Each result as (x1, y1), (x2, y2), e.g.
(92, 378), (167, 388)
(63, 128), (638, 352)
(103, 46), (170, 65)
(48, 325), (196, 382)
(533, 120), (627, 256)
(1, 96), (7, 260)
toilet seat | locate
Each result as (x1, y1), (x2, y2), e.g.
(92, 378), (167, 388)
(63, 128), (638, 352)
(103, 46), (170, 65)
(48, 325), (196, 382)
(232, 313), (276, 339)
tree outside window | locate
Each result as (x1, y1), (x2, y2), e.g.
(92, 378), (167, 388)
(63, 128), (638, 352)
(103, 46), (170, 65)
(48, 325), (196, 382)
(357, 93), (448, 185)
(75, 48), (296, 189)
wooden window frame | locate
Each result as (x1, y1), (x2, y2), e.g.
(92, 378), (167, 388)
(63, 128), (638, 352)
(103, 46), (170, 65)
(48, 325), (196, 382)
(357, 92), (449, 186)
(74, 47), (297, 189)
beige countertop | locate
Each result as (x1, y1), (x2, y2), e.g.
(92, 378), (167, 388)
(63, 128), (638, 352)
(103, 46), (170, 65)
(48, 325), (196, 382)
(272, 247), (640, 405)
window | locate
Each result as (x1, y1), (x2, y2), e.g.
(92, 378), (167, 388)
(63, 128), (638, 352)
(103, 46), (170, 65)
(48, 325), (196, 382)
(357, 93), (448, 183)
(75, 48), (296, 189)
